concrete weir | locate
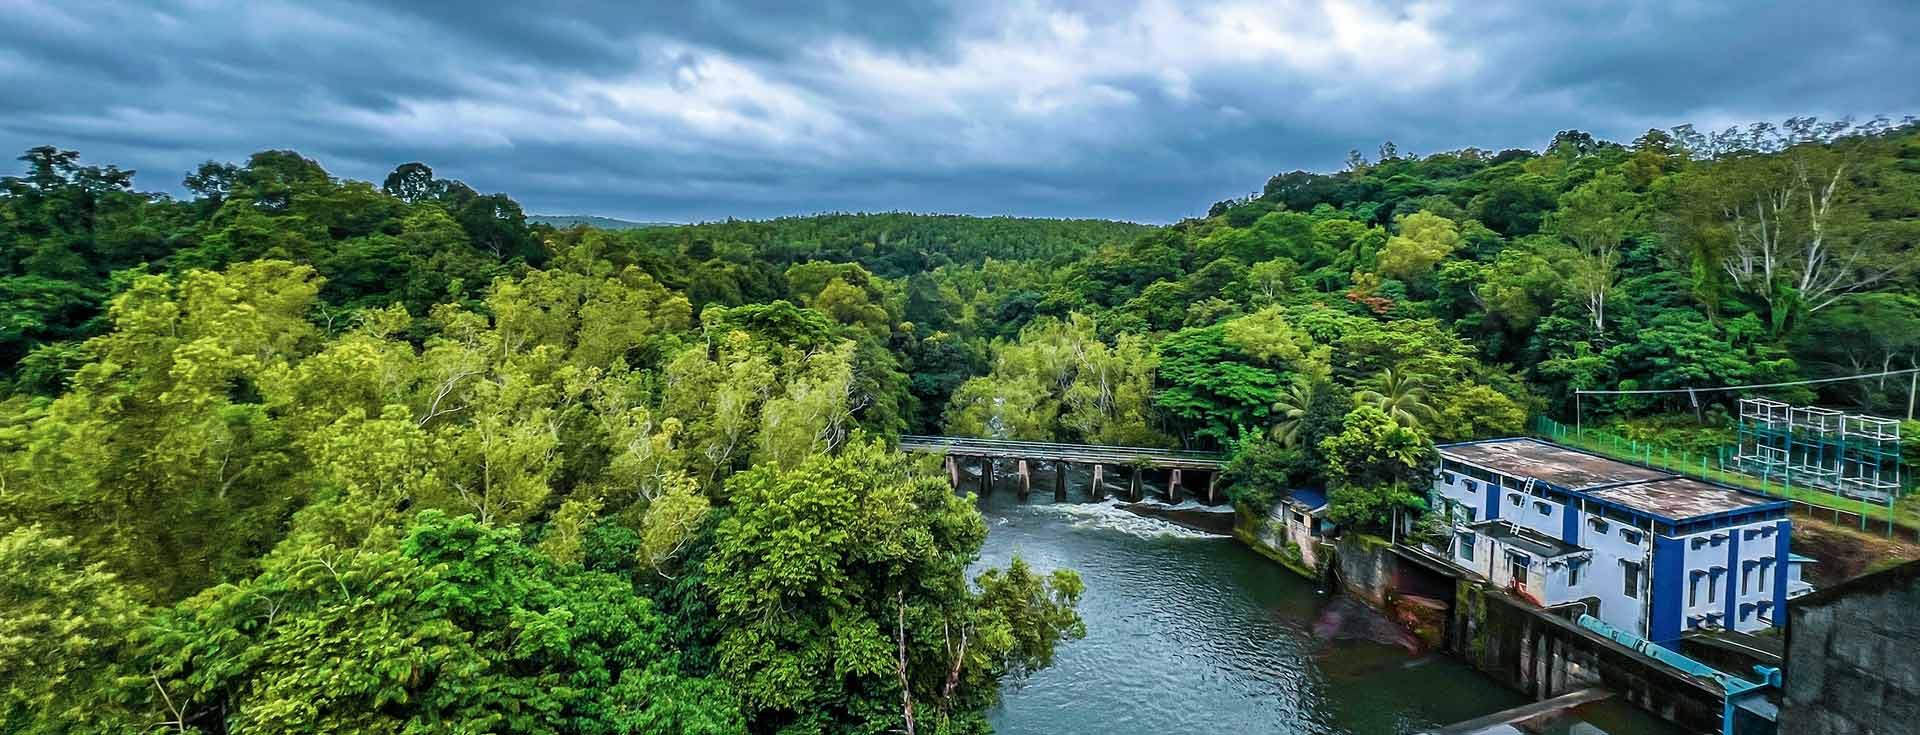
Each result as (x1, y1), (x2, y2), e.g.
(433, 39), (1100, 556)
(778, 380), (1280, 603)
(901, 435), (1230, 504)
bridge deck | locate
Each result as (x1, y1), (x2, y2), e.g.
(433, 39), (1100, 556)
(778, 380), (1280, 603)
(897, 435), (1228, 470)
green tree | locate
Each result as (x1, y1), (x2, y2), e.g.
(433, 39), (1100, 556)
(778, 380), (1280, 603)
(1319, 406), (1435, 533)
(705, 438), (1082, 734)
(1354, 367), (1436, 428)
(1376, 211), (1462, 281)
(1430, 383), (1529, 442)
(0, 526), (147, 732)
(1552, 173), (1638, 336)
(132, 513), (745, 734)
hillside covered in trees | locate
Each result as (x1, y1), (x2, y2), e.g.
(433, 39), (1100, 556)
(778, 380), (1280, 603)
(2, 116), (1919, 732)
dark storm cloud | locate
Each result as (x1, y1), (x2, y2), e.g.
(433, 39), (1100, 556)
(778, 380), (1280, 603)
(2, 0), (1916, 223)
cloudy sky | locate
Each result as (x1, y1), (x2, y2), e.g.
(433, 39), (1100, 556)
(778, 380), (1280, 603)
(3, 1), (1917, 223)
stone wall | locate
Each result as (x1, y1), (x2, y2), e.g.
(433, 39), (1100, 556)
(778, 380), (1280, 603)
(1334, 534), (1394, 606)
(1233, 504), (1328, 581)
(1781, 560), (1920, 735)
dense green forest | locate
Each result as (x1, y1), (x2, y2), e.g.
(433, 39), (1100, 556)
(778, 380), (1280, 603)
(3, 116), (1920, 732)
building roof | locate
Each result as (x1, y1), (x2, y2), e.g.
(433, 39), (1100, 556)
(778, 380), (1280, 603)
(1586, 477), (1770, 520)
(1469, 519), (1586, 559)
(1441, 438), (1668, 490)
(1441, 438), (1786, 523)
(1285, 488), (1328, 512)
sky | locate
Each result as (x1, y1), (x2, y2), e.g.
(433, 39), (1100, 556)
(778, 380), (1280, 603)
(3, 1), (1918, 224)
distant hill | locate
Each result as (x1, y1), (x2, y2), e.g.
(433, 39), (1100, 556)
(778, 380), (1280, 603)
(529, 214), (675, 230)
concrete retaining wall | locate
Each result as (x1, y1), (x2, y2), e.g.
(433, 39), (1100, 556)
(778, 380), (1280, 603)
(1449, 583), (1726, 733)
(1781, 560), (1920, 735)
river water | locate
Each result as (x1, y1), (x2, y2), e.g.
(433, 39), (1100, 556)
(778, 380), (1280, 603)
(970, 464), (1685, 735)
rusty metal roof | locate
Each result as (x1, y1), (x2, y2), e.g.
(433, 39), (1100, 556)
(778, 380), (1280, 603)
(1440, 438), (1783, 522)
(1586, 477), (1770, 519)
(1440, 438), (1668, 490)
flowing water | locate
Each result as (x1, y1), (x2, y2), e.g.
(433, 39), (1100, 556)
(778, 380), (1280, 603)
(970, 463), (1686, 735)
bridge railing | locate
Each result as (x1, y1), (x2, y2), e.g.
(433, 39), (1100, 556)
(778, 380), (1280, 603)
(896, 434), (1228, 469)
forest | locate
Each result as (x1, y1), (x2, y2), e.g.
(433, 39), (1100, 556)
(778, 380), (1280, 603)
(2, 116), (1918, 733)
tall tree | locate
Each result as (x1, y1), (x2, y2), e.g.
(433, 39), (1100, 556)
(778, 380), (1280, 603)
(705, 438), (1082, 734)
(1553, 173), (1638, 336)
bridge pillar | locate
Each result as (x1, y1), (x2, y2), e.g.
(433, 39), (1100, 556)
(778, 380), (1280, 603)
(1017, 459), (1031, 499)
(1169, 469), (1183, 503)
(1091, 465), (1105, 500)
(1129, 467), (1142, 502)
(979, 457), (992, 495)
(945, 456), (959, 488)
(1054, 461), (1068, 502)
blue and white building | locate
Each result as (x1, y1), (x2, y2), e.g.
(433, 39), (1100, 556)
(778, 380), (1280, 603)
(1431, 438), (1814, 643)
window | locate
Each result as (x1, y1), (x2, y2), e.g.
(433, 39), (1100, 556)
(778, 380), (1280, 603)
(1507, 553), (1530, 585)
(1443, 472), (1457, 485)
(1588, 518), (1609, 533)
(1691, 537), (1708, 550)
(1568, 561), (1581, 587)
(1706, 575), (1717, 604)
(1535, 501), (1553, 516)
(1689, 573), (1701, 606)
(1621, 528), (1643, 545)
(1457, 532), (1476, 562)
(1509, 494), (1523, 507)
(1741, 566), (1751, 595)
(1623, 562), (1642, 598)
(1465, 480), (1479, 493)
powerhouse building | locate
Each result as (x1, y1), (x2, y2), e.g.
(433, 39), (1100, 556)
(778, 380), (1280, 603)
(1432, 438), (1813, 643)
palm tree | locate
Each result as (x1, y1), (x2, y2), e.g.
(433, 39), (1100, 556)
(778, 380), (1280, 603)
(1269, 378), (1318, 447)
(1356, 367), (1434, 428)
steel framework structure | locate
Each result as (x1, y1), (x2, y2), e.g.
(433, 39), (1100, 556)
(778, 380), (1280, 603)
(1734, 398), (1904, 501)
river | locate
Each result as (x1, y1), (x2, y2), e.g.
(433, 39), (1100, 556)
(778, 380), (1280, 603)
(970, 464), (1686, 735)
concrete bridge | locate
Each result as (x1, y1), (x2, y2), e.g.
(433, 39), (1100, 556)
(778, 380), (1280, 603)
(896, 435), (1230, 504)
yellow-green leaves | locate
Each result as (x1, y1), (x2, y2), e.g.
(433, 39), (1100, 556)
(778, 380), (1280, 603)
(1376, 210), (1462, 280)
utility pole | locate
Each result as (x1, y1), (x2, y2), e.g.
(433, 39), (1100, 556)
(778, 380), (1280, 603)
(1908, 369), (1916, 422)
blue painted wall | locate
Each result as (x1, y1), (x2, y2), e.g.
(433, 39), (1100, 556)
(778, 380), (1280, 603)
(1651, 534), (1686, 643)
(1724, 530), (1740, 627)
(1773, 519), (1791, 627)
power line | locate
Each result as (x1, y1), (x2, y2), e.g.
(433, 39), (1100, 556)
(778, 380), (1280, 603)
(1573, 367), (1920, 396)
